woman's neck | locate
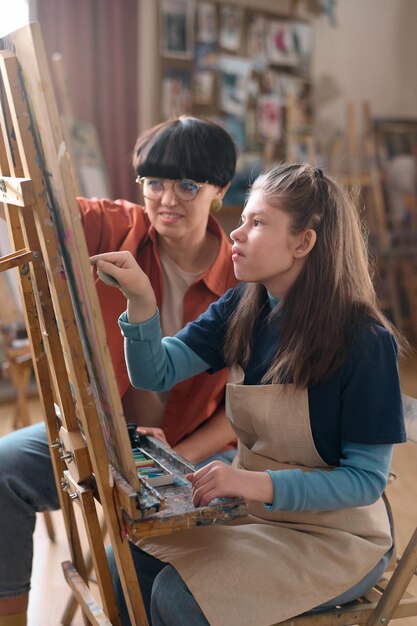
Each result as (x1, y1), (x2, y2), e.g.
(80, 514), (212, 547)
(158, 231), (219, 274)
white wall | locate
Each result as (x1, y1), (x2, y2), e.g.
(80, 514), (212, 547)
(312, 0), (417, 137)
(0, 0), (29, 37)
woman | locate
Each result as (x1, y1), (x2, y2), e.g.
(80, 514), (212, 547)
(93, 163), (407, 626)
(85, 115), (238, 462)
(0, 115), (238, 626)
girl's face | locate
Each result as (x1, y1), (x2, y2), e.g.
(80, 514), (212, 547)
(142, 178), (224, 243)
(230, 189), (314, 298)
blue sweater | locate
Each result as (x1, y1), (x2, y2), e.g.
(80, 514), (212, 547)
(118, 298), (403, 512)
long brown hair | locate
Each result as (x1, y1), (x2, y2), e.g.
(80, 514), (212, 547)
(224, 163), (408, 387)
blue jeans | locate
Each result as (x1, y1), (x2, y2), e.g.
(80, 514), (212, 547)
(0, 422), (59, 598)
(107, 545), (210, 626)
(195, 448), (236, 469)
(0, 421), (235, 600)
(107, 539), (393, 626)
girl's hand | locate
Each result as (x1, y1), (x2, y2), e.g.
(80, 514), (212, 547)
(186, 461), (274, 508)
(90, 251), (157, 323)
(186, 461), (244, 507)
(136, 427), (168, 445)
(90, 251), (149, 299)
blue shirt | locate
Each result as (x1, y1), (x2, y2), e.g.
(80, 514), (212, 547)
(119, 285), (405, 512)
(175, 286), (406, 462)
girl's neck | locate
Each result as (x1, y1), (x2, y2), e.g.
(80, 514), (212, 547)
(158, 231), (219, 274)
(267, 292), (281, 309)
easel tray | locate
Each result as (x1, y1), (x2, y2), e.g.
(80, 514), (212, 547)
(114, 436), (248, 540)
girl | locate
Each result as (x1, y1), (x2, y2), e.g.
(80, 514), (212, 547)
(94, 163), (406, 626)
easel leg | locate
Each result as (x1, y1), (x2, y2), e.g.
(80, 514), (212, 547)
(61, 519), (108, 626)
(64, 475), (121, 625)
(43, 511), (56, 543)
(62, 562), (113, 626)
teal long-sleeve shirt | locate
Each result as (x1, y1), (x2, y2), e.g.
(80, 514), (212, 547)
(119, 310), (393, 513)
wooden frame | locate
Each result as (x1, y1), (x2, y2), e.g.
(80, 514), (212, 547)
(0, 22), (246, 625)
(160, 0), (195, 59)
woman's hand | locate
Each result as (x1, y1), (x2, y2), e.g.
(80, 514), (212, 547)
(90, 251), (157, 323)
(186, 461), (274, 508)
(136, 427), (168, 445)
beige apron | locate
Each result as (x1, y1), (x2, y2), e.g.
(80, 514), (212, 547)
(138, 366), (392, 626)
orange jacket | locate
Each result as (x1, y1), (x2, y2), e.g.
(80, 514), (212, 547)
(78, 197), (238, 446)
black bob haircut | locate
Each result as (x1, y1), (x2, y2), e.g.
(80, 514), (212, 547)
(133, 116), (237, 188)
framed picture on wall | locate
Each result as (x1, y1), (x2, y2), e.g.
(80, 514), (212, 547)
(69, 119), (111, 198)
(292, 21), (312, 75)
(195, 41), (218, 70)
(196, 2), (218, 43)
(247, 15), (267, 65)
(160, 0), (194, 59)
(162, 67), (193, 118)
(267, 20), (298, 66)
(257, 95), (283, 141)
(219, 5), (243, 52)
(193, 71), (215, 104)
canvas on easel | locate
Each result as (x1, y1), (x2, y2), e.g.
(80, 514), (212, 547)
(0, 22), (246, 626)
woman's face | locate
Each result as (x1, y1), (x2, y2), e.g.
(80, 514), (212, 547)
(141, 177), (224, 242)
(230, 189), (312, 298)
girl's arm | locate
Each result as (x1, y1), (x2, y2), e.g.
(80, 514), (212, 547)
(187, 441), (392, 509)
(119, 311), (209, 389)
(90, 251), (213, 389)
(265, 441), (392, 511)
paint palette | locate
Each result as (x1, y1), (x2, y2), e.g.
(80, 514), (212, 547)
(133, 446), (175, 487)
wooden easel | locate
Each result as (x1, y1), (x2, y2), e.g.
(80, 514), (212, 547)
(0, 23), (246, 626)
(0, 28), (147, 626)
(324, 102), (417, 334)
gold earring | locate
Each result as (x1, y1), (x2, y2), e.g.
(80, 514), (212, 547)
(210, 198), (223, 213)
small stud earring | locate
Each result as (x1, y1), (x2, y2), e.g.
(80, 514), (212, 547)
(210, 198), (223, 213)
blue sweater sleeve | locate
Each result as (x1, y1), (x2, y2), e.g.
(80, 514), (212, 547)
(118, 310), (209, 390)
(265, 441), (392, 512)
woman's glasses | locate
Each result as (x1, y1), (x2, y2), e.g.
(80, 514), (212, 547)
(136, 177), (208, 202)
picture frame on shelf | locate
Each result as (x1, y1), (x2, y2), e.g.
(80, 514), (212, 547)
(195, 41), (218, 70)
(160, 0), (194, 60)
(246, 14), (268, 67)
(267, 20), (298, 67)
(162, 67), (193, 118)
(218, 72), (247, 117)
(196, 1), (218, 44)
(193, 71), (215, 105)
(219, 5), (243, 52)
(217, 56), (252, 119)
(257, 95), (283, 142)
(69, 119), (111, 198)
(292, 21), (312, 75)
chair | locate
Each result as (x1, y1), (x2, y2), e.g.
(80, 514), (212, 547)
(1, 339), (33, 429)
(275, 394), (417, 626)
